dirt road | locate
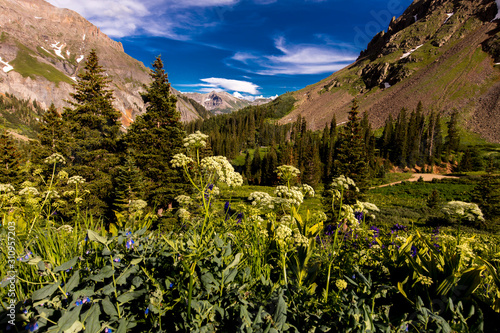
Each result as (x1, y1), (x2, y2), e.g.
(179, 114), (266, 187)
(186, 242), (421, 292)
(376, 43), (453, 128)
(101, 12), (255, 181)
(375, 173), (460, 188)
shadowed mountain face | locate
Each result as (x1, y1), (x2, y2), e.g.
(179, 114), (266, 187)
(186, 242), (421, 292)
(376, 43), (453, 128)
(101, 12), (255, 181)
(285, 0), (500, 143)
(0, 0), (206, 125)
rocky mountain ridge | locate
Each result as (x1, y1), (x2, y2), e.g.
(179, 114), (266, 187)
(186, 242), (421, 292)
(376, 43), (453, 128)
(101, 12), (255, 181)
(285, 0), (500, 143)
(0, 0), (206, 127)
(183, 90), (276, 114)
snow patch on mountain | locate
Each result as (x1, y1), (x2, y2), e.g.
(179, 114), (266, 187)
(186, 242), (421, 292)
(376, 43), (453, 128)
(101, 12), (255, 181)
(50, 42), (65, 59)
(77, 55), (84, 63)
(401, 44), (423, 59)
(495, 0), (500, 20)
(444, 13), (453, 23)
(0, 56), (14, 73)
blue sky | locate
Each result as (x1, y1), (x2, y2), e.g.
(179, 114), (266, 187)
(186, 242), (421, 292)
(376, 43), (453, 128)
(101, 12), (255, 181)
(47, 0), (412, 100)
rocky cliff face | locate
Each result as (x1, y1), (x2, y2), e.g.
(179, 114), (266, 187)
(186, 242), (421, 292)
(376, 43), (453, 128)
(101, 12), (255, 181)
(285, 0), (500, 143)
(0, 0), (205, 127)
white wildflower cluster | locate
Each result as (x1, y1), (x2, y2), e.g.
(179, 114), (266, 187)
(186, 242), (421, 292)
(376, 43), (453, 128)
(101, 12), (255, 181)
(0, 184), (15, 193)
(129, 199), (147, 213)
(330, 175), (359, 201)
(57, 225), (73, 233)
(275, 224), (292, 241)
(360, 202), (379, 212)
(175, 195), (193, 208)
(19, 187), (39, 196)
(339, 204), (360, 229)
(44, 153), (66, 165)
(311, 211), (327, 222)
(183, 131), (209, 149)
(57, 170), (69, 180)
(442, 201), (484, 223)
(276, 165), (300, 182)
(300, 184), (315, 197)
(171, 153), (194, 168)
(200, 156), (243, 187)
(43, 190), (60, 200)
(68, 176), (85, 185)
(280, 214), (293, 225)
(248, 192), (275, 210)
(293, 232), (309, 247)
(177, 208), (191, 221)
(275, 186), (304, 207)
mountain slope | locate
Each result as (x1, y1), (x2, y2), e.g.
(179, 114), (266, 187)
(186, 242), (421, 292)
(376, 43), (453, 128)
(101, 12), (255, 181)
(285, 0), (500, 143)
(183, 91), (276, 114)
(0, 0), (206, 127)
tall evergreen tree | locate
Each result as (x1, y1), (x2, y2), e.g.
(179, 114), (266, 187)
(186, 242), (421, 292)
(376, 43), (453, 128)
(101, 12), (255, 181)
(63, 49), (122, 219)
(0, 131), (22, 186)
(36, 103), (72, 161)
(126, 55), (188, 210)
(333, 99), (369, 190)
(446, 109), (461, 155)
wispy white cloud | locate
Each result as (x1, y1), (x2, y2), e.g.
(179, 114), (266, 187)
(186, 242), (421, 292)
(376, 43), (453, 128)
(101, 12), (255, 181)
(46, 0), (239, 38)
(229, 36), (358, 75)
(179, 77), (261, 95)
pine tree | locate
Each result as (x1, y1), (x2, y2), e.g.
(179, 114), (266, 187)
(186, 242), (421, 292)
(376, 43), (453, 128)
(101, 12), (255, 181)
(0, 131), (22, 186)
(126, 55), (188, 210)
(446, 109), (461, 155)
(36, 103), (72, 161)
(113, 154), (144, 212)
(63, 49), (122, 219)
(333, 99), (369, 191)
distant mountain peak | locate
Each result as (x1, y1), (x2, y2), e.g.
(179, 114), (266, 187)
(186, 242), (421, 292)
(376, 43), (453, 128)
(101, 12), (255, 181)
(183, 90), (275, 114)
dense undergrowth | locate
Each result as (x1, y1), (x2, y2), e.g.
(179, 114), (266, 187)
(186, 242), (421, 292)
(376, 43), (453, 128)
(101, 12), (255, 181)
(1, 136), (500, 332)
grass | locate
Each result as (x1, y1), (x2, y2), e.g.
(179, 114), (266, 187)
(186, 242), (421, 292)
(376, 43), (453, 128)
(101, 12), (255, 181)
(10, 43), (73, 86)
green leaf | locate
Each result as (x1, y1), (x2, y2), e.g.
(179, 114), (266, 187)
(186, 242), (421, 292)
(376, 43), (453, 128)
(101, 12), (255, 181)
(87, 229), (107, 245)
(130, 258), (142, 265)
(102, 297), (118, 318)
(84, 305), (101, 333)
(116, 266), (139, 285)
(135, 226), (148, 236)
(32, 281), (60, 301)
(89, 266), (115, 282)
(117, 289), (146, 304)
(63, 320), (83, 333)
(37, 260), (46, 271)
(57, 303), (82, 331)
(65, 270), (80, 294)
(54, 257), (79, 273)
(116, 318), (128, 333)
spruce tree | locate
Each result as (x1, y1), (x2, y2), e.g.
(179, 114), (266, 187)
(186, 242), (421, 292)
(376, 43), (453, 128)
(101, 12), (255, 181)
(63, 49), (122, 219)
(36, 103), (72, 161)
(333, 99), (369, 190)
(126, 55), (188, 210)
(0, 131), (22, 186)
(446, 109), (461, 155)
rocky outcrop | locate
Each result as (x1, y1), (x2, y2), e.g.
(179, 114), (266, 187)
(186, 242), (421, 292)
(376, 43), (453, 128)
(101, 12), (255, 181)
(287, 0), (500, 143)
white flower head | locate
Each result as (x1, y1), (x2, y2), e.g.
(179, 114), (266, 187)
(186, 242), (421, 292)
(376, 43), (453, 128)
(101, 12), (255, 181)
(276, 165), (300, 183)
(183, 131), (209, 149)
(0, 184), (15, 193)
(44, 153), (66, 165)
(171, 153), (194, 168)
(68, 175), (86, 185)
(19, 187), (39, 196)
(200, 156), (243, 187)
(248, 191), (275, 210)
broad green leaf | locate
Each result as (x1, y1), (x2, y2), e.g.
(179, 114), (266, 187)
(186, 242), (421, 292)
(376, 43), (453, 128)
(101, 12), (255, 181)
(63, 320), (83, 333)
(54, 257), (79, 273)
(102, 297), (118, 317)
(87, 229), (107, 245)
(116, 318), (128, 333)
(130, 258), (142, 265)
(117, 289), (146, 304)
(32, 282), (60, 301)
(116, 266), (139, 285)
(57, 303), (82, 331)
(89, 266), (115, 282)
(84, 305), (101, 333)
(65, 270), (80, 294)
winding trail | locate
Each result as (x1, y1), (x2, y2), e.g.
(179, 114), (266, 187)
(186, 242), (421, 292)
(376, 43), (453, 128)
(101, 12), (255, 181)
(375, 173), (460, 188)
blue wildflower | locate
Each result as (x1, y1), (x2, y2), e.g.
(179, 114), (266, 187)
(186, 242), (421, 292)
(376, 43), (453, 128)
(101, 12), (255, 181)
(126, 239), (135, 249)
(236, 212), (243, 224)
(75, 299), (83, 306)
(25, 322), (39, 332)
(354, 211), (364, 222)
(145, 307), (149, 315)
(84, 236), (89, 242)
(410, 245), (418, 258)
(169, 282), (174, 289)
(126, 231), (132, 236)
(105, 328), (112, 333)
(390, 223), (407, 234)
(113, 258), (121, 263)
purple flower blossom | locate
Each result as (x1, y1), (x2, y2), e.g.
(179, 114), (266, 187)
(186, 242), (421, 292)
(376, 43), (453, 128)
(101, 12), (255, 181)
(25, 322), (39, 332)
(390, 223), (408, 234)
(113, 258), (120, 263)
(236, 212), (243, 224)
(411, 245), (418, 258)
(354, 211), (364, 222)
(324, 224), (336, 236)
(126, 239), (135, 249)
